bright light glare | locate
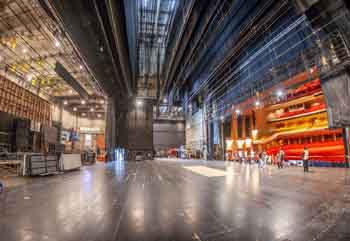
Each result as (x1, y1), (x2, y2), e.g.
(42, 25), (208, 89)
(54, 40), (60, 47)
(136, 100), (143, 106)
(276, 90), (283, 97)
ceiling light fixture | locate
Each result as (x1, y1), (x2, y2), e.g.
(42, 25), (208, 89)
(235, 109), (240, 115)
(276, 90), (283, 97)
(63, 100), (68, 105)
(54, 40), (60, 47)
(100, 99), (105, 104)
(136, 100), (143, 107)
(81, 100), (86, 105)
(73, 107), (77, 111)
(79, 65), (83, 70)
(90, 108), (94, 112)
(255, 101), (260, 106)
(22, 48), (28, 54)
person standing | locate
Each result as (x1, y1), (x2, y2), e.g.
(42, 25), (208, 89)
(302, 146), (309, 172)
(278, 148), (285, 169)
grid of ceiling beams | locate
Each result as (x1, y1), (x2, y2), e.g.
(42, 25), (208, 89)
(136, 0), (177, 98)
(0, 0), (101, 100)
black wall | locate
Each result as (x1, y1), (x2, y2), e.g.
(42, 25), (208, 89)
(153, 120), (185, 152)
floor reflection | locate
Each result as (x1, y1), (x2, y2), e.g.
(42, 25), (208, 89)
(1, 160), (349, 241)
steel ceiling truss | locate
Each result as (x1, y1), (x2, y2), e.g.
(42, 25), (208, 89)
(135, 0), (177, 98)
(0, 0), (101, 99)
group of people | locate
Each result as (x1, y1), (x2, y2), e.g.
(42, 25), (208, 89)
(256, 146), (310, 172)
(275, 146), (310, 172)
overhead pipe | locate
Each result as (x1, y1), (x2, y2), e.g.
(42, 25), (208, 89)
(184, 0), (283, 104)
(165, 0), (207, 96)
(168, 1), (222, 96)
(105, 0), (133, 97)
(161, 0), (197, 98)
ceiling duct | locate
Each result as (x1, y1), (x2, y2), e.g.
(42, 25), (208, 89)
(55, 62), (89, 99)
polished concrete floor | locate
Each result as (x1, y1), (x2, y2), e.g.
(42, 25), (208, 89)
(1, 159), (350, 241)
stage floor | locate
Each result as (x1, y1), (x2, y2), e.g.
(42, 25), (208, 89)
(1, 159), (350, 241)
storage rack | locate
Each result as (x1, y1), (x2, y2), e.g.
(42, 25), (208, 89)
(0, 77), (51, 125)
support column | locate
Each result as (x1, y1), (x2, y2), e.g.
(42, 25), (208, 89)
(343, 127), (350, 168)
(221, 120), (225, 161)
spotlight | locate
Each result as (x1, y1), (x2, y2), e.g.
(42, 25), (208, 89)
(73, 107), (77, 111)
(163, 98), (168, 104)
(276, 90), (283, 97)
(90, 108), (94, 112)
(79, 65), (83, 70)
(100, 99), (105, 104)
(63, 100), (68, 105)
(255, 101), (260, 106)
(235, 109), (240, 115)
(136, 99), (143, 106)
(26, 74), (33, 81)
(81, 100), (86, 105)
(22, 48), (28, 54)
